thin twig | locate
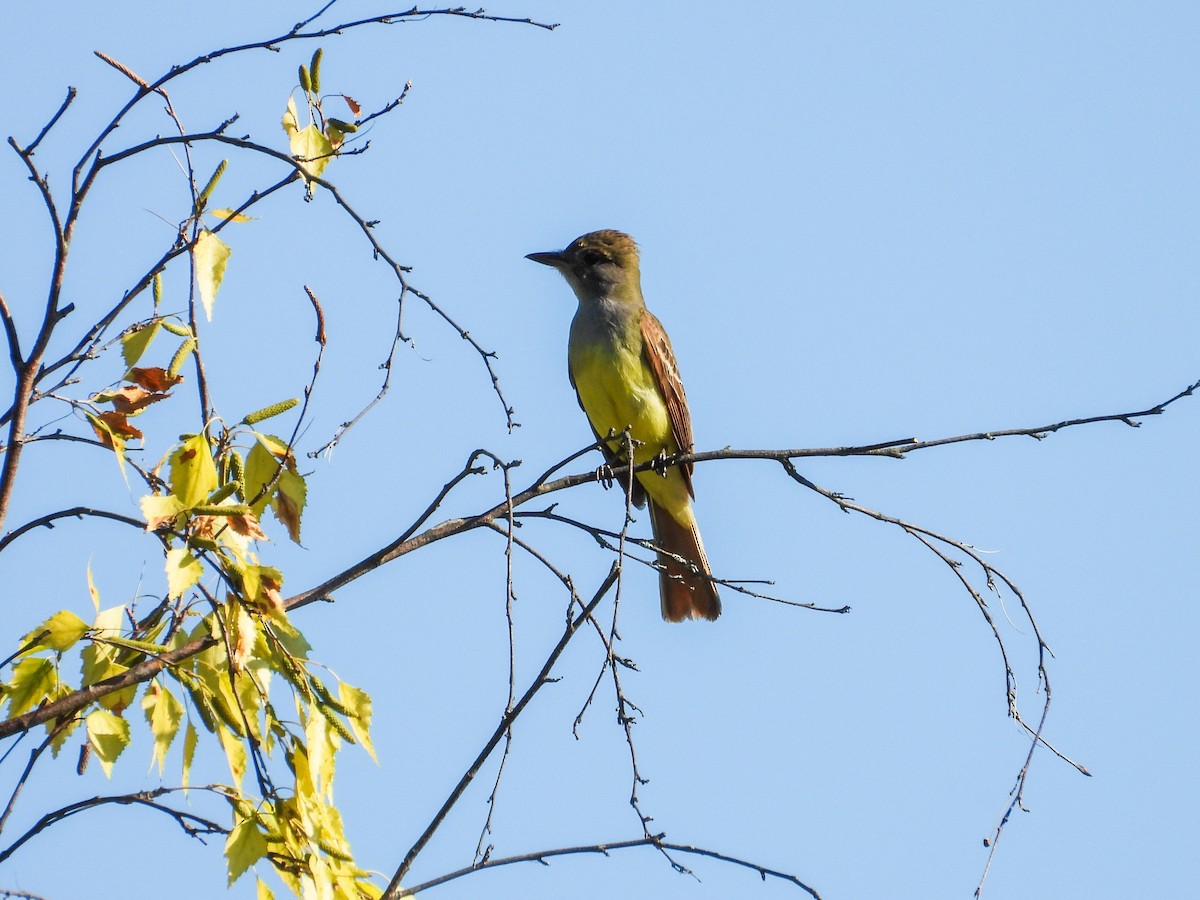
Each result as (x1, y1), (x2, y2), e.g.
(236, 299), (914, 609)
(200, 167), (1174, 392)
(0, 785), (228, 863)
(473, 453), (520, 864)
(23, 87), (78, 156)
(0, 506), (145, 553)
(401, 835), (822, 898)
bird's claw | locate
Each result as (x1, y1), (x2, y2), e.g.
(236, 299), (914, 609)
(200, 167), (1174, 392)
(650, 447), (671, 477)
(595, 463), (616, 490)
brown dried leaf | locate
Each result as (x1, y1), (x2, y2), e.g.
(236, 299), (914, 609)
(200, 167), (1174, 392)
(228, 511), (268, 542)
(91, 411), (143, 444)
(126, 366), (185, 393)
(104, 385), (169, 414)
(259, 573), (285, 614)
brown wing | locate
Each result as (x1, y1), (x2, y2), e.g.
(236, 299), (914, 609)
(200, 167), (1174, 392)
(640, 309), (696, 498)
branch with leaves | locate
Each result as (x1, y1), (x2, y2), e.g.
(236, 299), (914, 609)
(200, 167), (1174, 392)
(2, 4), (1196, 900)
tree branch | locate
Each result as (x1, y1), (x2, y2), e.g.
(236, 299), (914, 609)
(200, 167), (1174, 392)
(0, 506), (145, 554)
(401, 835), (822, 898)
(0, 786), (227, 864)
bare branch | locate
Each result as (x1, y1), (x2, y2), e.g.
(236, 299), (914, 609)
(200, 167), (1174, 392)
(0, 506), (145, 554)
(23, 86), (77, 156)
(0, 290), (22, 373)
(401, 835), (822, 898)
(0, 786), (228, 864)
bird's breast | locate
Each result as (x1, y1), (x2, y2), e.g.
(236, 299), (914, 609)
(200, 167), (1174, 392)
(569, 311), (673, 461)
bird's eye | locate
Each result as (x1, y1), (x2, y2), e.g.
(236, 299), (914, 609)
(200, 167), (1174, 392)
(580, 249), (606, 267)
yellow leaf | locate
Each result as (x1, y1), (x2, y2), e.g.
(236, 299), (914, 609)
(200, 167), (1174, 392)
(140, 494), (186, 531)
(121, 319), (162, 368)
(3, 658), (56, 717)
(339, 682), (377, 764)
(205, 208), (255, 223)
(169, 434), (218, 507)
(86, 708), (131, 777)
(182, 720), (198, 788)
(218, 724), (247, 788)
(243, 438), (281, 516)
(165, 548), (203, 600)
(225, 815), (267, 885)
(141, 682), (183, 775)
(87, 563), (100, 612)
(230, 601), (256, 672)
(289, 123), (334, 186)
(305, 707), (337, 799)
(193, 229), (231, 322)
(47, 682), (80, 757)
(80, 605), (136, 712)
(85, 413), (130, 481)
(256, 878), (276, 900)
(282, 94), (300, 137)
(22, 609), (89, 653)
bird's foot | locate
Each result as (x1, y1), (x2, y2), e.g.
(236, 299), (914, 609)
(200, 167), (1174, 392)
(650, 447), (672, 478)
(595, 463), (616, 490)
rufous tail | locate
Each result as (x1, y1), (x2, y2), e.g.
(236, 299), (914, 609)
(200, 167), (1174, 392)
(648, 500), (721, 622)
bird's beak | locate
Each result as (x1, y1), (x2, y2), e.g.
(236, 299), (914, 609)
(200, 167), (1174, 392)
(525, 250), (567, 269)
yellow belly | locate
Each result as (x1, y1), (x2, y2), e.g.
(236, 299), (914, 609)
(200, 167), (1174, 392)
(571, 340), (675, 463)
(570, 338), (692, 525)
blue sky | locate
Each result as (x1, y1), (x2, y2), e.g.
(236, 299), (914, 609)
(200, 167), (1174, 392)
(1, 3), (1198, 899)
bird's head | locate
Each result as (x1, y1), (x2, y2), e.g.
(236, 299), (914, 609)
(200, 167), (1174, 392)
(527, 229), (642, 303)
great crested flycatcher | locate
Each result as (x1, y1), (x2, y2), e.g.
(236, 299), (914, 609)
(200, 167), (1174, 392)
(527, 230), (721, 622)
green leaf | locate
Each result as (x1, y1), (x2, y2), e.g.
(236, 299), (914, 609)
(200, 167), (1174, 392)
(339, 682), (377, 763)
(226, 814), (268, 885)
(256, 878), (276, 900)
(169, 433), (219, 507)
(86, 708), (131, 777)
(121, 319), (162, 368)
(22, 609), (90, 653)
(165, 548), (203, 600)
(182, 720), (198, 788)
(193, 229), (231, 322)
(142, 682), (183, 775)
(4, 658), (57, 717)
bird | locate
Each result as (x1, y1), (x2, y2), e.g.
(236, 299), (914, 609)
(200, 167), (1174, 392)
(526, 230), (720, 622)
